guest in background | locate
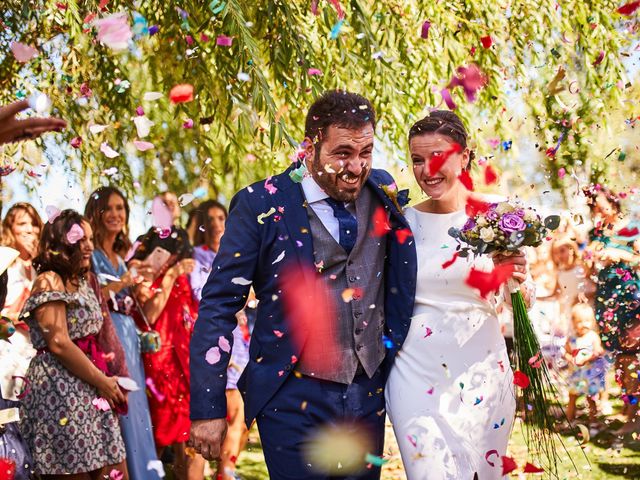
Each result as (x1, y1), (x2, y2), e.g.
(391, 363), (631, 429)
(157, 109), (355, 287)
(565, 303), (607, 434)
(1, 203), (43, 323)
(189, 200), (251, 479)
(85, 186), (162, 480)
(0, 246), (34, 479)
(19, 210), (128, 478)
(133, 203), (203, 480)
(585, 185), (640, 434)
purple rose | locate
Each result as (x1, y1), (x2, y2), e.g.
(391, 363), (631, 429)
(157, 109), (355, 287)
(515, 208), (525, 217)
(499, 213), (526, 233)
(462, 218), (476, 232)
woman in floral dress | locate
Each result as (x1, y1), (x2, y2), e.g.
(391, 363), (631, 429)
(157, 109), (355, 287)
(19, 210), (128, 479)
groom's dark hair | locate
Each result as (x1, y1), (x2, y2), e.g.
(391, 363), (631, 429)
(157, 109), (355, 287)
(304, 90), (376, 150)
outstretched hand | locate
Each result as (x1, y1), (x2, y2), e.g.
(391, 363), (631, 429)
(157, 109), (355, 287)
(0, 99), (66, 145)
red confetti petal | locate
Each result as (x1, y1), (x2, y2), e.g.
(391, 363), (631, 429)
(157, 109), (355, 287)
(395, 228), (413, 244)
(617, 1), (640, 15)
(458, 170), (474, 190)
(441, 252), (459, 269)
(480, 35), (493, 49)
(617, 226), (639, 237)
(0, 457), (16, 480)
(169, 84), (194, 104)
(501, 456), (518, 475)
(429, 142), (462, 176)
(593, 50), (605, 66)
(372, 207), (392, 237)
(513, 370), (530, 388)
(421, 20), (431, 39)
(485, 449), (499, 466)
(465, 196), (492, 218)
(484, 165), (498, 184)
(465, 264), (514, 299)
(523, 462), (545, 473)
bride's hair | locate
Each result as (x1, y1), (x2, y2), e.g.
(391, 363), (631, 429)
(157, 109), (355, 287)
(408, 110), (475, 170)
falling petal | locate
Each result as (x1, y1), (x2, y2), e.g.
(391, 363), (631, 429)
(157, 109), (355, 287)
(100, 142), (120, 158)
(10, 42), (38, 62)
(133, 140), (154, 151)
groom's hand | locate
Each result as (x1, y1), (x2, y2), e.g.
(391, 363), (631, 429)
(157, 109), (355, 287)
(188, 418), (228, 460)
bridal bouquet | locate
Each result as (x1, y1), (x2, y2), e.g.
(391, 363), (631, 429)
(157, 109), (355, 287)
(449, 200), (568, 474)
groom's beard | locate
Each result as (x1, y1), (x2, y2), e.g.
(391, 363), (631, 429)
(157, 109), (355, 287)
(311, 151), (370, 203)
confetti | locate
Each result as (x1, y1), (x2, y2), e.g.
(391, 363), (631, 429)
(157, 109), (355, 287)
(231, 277), (252, 285)
(10, 41), (38, 62)
(458, 170), (474, 190)
(94, 12), (133, 51)
(372, 207), (391, 237)
(441, 252), (458, 269)
(429, 142), (462, 175)
(308, 68), (323, 76)
(89, 124), (109, 134)
(133, 116), (154, 137)
(147, 460), (165, 477)
(205, 346), (221, 364)
(523, 462), (544, 473)
(46, 205), (61, 223)
(92, 397), (111, 411)
(100, 142), (119, 158)
(465, 264), (514, 299)
(143, 91), (163, 101)
(395, 228), (412, 244)
(465, 196), (492, 217)
(485, 449), (499, 466)
(257, 207), (276, 224)
(169, 84), (194, 104)
(70, 136), (82, 148)
(117, 377), (139, 391)
(216, 35), (233, 46)
(272, 251), (286, 264)
(501, 456), (518, 475)
(66, 223), (85, 244)
(218, 336), (231, 353)
(133, 140), (154, 151)
(513, 370), (530, 388)
(151, 196), (173, 231)
(484, 165), (498, 184)
(264, 176), (277, 194)
(480, 35), (492, 48)
(617, 1), (640, 15)
(421, 20), (431, 39)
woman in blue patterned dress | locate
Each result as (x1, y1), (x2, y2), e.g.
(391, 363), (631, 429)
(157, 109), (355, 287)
(85, 187), (162, 479)
(19, 210), (128, 478)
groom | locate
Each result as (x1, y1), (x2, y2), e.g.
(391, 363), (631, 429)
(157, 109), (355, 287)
(189, 90), (417, 479)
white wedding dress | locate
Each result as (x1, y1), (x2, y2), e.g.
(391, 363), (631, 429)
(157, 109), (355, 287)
(386, 207), (516, 479)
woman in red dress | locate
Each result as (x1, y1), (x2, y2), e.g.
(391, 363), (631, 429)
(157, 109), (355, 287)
(133, 223), (204, 480)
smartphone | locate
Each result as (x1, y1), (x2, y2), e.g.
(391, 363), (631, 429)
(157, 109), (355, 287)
(144, 247), (172, 275)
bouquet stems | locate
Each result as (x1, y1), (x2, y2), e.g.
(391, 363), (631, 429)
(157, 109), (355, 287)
(508, 279), (576, 477)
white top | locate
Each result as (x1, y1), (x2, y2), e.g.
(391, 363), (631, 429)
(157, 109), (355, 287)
(300, 173), (356, 243)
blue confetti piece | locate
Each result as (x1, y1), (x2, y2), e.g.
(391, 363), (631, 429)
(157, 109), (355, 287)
(330, 19), (345, 40)
(502, 140), (512, 151)
(382, 335), (393, 349)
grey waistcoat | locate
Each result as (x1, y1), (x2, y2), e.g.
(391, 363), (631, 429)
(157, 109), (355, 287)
(297, 185), (386, 384)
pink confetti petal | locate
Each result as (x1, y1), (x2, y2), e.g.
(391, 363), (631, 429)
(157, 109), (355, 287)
(66, 223), (85, 244)
(205, 346), (221, 364)
(133, 140), (154, 151)
(264, 176), (278, 194)
(307, 68), (323, 76)
(216, 35), (233, 46)
(151, 196), (173, 231)
(92, 397), (111, 411)
(440, 88), (457, 110)
(218, 336), (231, 353)
(94, 12), (133, 51)
(10, 42), (38, 62)
(420, 21), (431, 39)
(273, 330), (284, 338)
(45, 205), (61, 223)
(70, 136), (82, 148)
(109, 468), (124, 480)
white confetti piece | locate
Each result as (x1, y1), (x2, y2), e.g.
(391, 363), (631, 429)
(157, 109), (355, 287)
(89, 124), (109, 134)
(100, 142), (119, 158)
(143, 91), (164, 101)
(147, 460), (165, 477)
(133, 115), (154, 138)
(117, 377), (140, 391)
(231, 277), (252, 286)
(272, 251), (286, 264)
(178, 193), (195, 206)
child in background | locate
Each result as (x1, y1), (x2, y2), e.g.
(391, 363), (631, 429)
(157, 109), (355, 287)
(565, 303), (607, 433)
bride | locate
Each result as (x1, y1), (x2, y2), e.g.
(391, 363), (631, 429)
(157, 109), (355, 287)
(386, 110), (534, 479)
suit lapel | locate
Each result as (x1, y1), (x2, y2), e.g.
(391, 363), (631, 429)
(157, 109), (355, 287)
(366, 172), (410, 229)
(269, 165), (315, 276)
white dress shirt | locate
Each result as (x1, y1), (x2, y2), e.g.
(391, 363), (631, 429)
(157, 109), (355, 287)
(300, 174), (356, 243)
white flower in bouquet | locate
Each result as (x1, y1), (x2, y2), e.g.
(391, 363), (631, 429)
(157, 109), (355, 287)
(479, 227), (495, 242)
(495, 202), (514, 215)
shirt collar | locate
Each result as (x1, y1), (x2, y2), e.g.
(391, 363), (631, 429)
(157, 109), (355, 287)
(300, 173), (329, 204)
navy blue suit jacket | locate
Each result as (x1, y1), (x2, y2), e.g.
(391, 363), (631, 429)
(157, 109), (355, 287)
(190, 165), (417, 425)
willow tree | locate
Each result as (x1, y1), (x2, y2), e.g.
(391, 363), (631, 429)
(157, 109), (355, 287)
(0, 0), (637, 203)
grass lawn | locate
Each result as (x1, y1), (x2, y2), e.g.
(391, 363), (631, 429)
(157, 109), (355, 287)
(231, 389), (640, 479)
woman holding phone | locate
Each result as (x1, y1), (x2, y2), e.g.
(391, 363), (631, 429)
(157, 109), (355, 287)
(132, 194), (204, 480)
